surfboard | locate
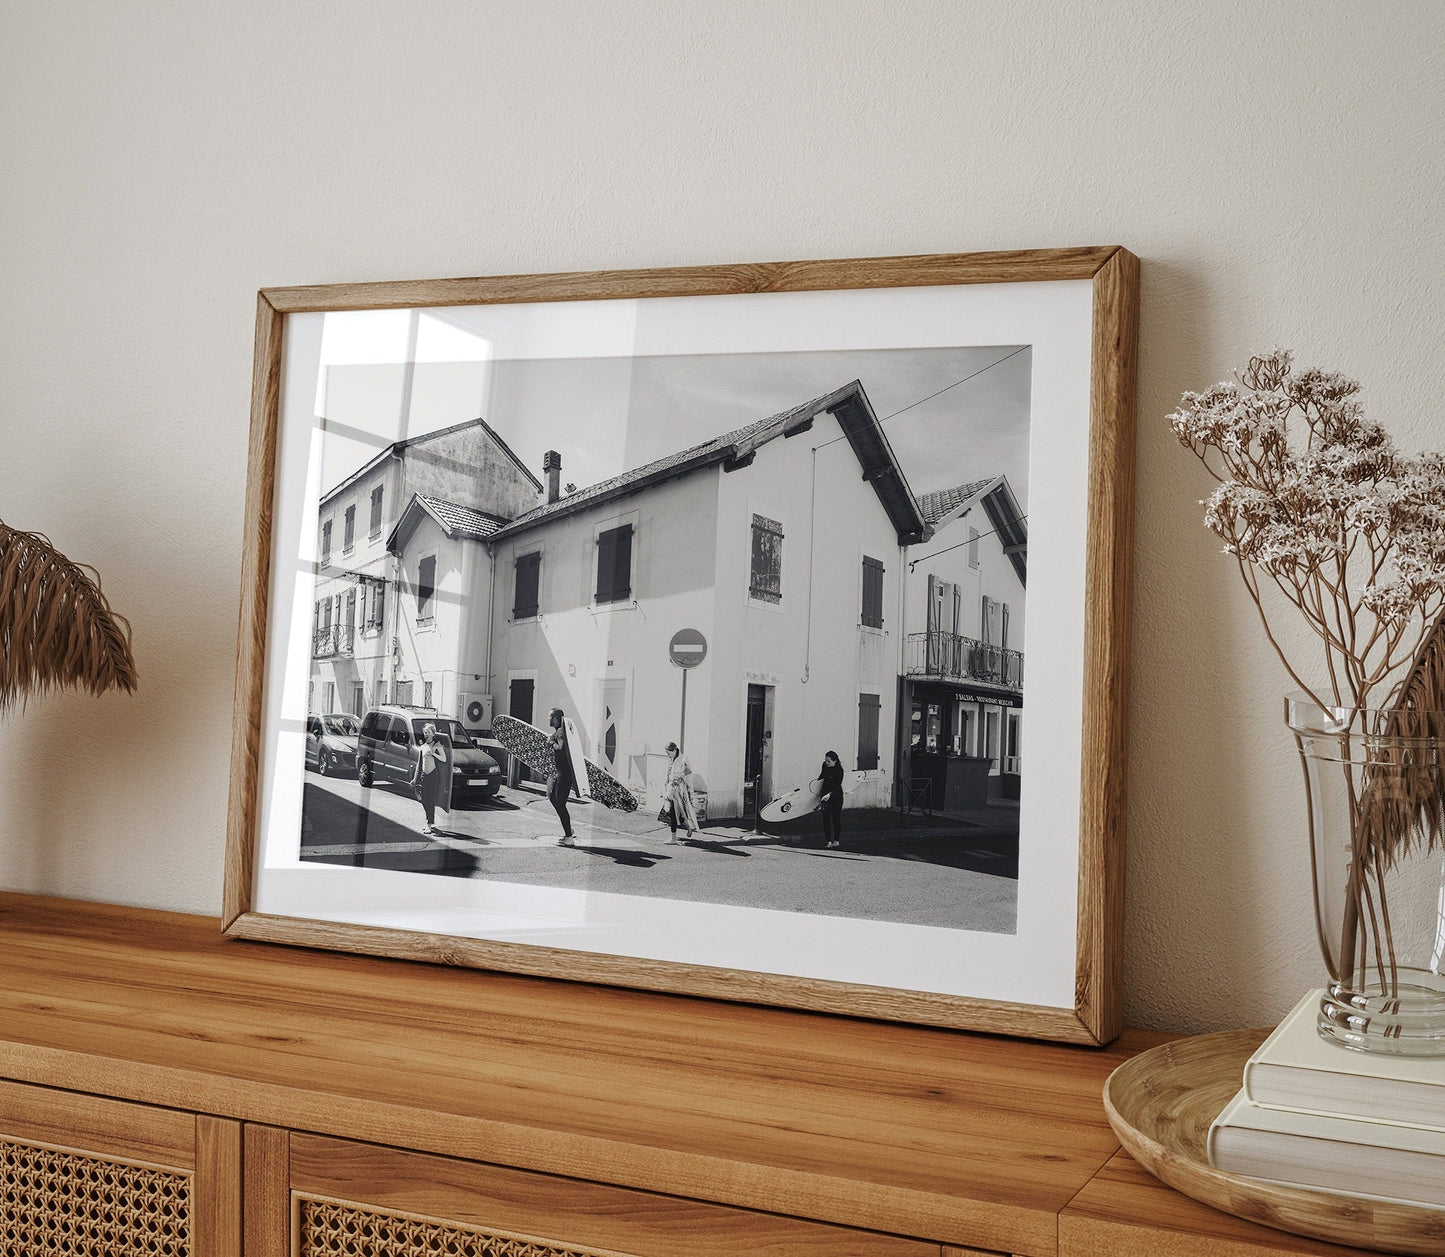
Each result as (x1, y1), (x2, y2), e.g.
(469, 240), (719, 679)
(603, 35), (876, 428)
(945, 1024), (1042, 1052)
(490, 714), (556, 779)
(491, 714), (638, 813)
(759, 771), (868, 823)
(417, 732), (454, 818)
(562, 717), (592, 800)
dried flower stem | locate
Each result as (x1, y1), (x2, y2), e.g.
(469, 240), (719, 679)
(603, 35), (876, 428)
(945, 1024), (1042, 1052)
(1171, 351), (1445, 997)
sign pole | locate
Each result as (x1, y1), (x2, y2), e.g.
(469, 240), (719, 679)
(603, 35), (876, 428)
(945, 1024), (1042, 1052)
(667, 628), (707, 757)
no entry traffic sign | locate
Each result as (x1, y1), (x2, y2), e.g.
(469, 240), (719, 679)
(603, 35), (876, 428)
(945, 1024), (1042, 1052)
(668, 628), (708, 669)
(668, 629), (707, 752)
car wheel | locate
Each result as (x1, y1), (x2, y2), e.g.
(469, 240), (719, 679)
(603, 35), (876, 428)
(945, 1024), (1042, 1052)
(357, 759), (373, 788)
(317, 751), (330, 777)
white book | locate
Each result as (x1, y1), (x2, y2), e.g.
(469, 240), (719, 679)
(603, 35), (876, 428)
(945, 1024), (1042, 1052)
(1209, 1091), (1445, 1209)
(1243, 989), (1445, 1129)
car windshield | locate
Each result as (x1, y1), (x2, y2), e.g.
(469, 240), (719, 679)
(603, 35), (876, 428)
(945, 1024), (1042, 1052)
(411, 718), (473, 746)
(323, 716), (359, 736)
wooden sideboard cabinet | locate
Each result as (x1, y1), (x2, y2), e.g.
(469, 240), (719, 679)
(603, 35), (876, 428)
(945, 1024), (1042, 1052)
(0, 894), (1378, 1256)
(0, 1078), (241, 1253)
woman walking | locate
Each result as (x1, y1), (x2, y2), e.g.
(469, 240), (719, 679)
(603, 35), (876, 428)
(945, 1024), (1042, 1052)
(818, 750), (845, 849)
(416, 723), (447, 836)
(547, 707), (577, 846)
(661, 741), (699, 843)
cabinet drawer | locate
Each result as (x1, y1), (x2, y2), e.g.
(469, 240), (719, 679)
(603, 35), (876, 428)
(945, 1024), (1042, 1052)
(264, 1130), (942, 1256)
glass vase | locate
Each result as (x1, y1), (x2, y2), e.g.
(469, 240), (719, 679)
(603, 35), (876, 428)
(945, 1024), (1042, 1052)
(1288, 693), (1445, 1054)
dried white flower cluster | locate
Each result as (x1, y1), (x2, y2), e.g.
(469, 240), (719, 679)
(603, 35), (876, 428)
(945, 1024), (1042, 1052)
(1170, 350), (1445, 710)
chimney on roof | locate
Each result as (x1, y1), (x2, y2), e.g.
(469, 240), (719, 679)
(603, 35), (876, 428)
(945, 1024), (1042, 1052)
(543, 450), (562, 504)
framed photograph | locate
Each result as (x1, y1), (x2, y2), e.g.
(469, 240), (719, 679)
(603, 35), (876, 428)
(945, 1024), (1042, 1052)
(224, 248), (1138, 1045)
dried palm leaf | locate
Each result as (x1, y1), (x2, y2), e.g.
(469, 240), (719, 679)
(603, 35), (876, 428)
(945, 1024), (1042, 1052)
(0, 521), (137, 714)
(1356, 606), (1445, 869)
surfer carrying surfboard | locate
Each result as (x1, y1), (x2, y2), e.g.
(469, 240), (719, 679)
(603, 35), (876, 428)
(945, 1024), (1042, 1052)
(818, 751), (845, 848)
(546, 707), (577, 845)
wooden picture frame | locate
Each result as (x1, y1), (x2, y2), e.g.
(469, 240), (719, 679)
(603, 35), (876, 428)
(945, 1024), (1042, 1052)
(223, 248), (1138, 1045)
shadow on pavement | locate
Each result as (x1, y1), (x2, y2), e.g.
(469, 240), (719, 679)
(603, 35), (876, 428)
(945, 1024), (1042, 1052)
(565, 843), (674, 869)
(680, 836), (750, 857)
(711, 821), (1020, 880)
(300, 783), (481, 878)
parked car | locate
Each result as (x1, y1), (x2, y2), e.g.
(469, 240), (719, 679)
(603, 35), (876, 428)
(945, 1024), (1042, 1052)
(355, 705), (503, 800)
(305, 713), (361, 777)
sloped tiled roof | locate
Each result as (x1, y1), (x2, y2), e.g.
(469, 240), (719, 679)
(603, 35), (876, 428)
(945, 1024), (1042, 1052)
(414, 495), (508, 541)
(916, 478), (995, 526)
(488, 391), (843, 541)
(914, 475), (1028, 586)
(386, 493), (510, 553)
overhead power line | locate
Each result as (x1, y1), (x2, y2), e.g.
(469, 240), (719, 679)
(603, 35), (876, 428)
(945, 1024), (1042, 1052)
(811, 345), (1030, 452)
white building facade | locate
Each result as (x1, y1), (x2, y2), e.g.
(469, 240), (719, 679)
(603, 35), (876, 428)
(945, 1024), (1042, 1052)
(310, 418), (541, 717)
(899, 477), (1027, 809)
(482, 383), (928, 817)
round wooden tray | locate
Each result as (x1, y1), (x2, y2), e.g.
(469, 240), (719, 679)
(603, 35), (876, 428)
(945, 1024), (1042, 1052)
(1103, 1029), (1445, 1255)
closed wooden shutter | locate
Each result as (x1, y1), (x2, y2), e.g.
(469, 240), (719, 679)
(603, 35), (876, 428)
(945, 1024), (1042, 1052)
(861, 556), (884, 628)
(513, 552), (541, 618)
(595, 525), (633, 603)
(857, 693), (881, 771)
(749, 515), (783, 603)
(369, 484), (384, 536)
(417, 556), (436, 620)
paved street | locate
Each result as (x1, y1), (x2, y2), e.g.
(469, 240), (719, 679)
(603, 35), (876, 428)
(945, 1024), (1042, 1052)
(299, 771), (1018, 933)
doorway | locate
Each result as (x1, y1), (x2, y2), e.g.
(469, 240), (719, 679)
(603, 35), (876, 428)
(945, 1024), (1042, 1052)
(509, 677), (535, 784)
(597, 679), (627, 773)
(743, 683), (774, 815)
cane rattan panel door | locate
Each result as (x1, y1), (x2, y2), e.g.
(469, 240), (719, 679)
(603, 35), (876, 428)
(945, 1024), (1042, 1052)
(0, 1077), (241, 1257)
(299, 1195), (633, 1257)
(265, 1131), (940, 1257)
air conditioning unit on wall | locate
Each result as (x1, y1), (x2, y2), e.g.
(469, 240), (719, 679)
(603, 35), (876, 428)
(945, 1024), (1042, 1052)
(460, 692), (493, 734)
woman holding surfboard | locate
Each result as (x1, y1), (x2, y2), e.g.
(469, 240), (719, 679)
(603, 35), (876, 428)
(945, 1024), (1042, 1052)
(819, 750), (845, 848)
(660, 742), (699, 843)
(416, 723), (447, 836)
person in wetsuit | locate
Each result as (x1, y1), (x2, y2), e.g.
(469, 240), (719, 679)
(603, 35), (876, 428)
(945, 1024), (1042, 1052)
(547, 707), (577, 845)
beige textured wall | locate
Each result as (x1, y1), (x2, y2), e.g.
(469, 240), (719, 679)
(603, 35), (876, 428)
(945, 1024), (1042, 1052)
(2, 1), (1441, 1033)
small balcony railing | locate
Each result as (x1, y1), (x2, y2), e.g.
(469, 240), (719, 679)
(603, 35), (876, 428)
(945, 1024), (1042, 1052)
(313, 623), (354, 658)
(904, 631), (1024, 690)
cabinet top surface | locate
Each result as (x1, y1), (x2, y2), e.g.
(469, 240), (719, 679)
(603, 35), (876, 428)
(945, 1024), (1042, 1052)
(0, 892), (1174, 1250)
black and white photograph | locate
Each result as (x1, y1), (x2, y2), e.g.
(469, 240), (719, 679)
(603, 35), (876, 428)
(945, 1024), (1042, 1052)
(230, 254), (1134, 1041)
(297, 322), (1031, 936)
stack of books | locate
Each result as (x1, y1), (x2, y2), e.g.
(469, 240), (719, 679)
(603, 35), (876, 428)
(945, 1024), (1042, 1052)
(1208, 989), (1445, 1209)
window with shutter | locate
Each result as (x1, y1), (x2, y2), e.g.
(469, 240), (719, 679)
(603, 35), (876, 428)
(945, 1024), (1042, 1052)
(595, 524), (633, 603)
(320, 520), (332, 565)
(417, 555), (436, 623)
(968, 526), (980, 568)
(749, 515), (783, 603)
(343, 505), (355, 553)
(857, 694), (881, 771)
(513, 551), (541, 618)
(982, 595), (1001, 645)
(861, 556), (885, 628)
(369, 485), (384, 538)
